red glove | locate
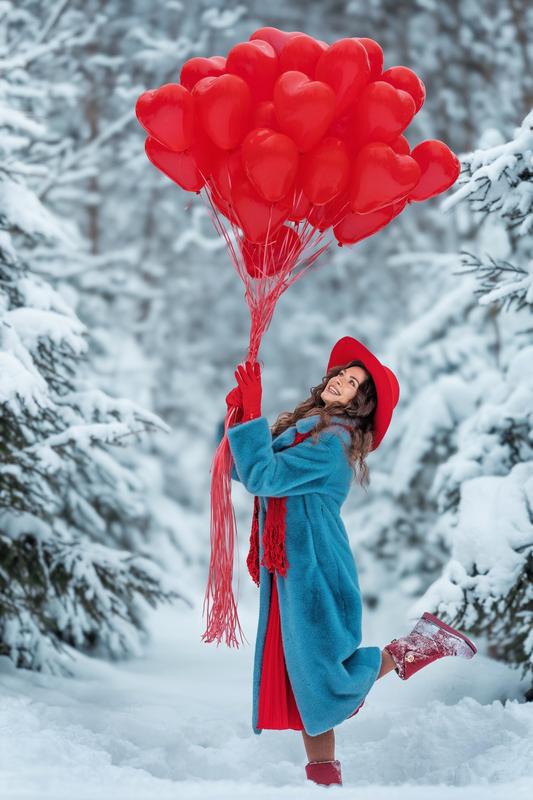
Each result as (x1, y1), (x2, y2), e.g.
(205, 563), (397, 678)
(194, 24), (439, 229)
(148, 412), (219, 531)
(235, 360), (262, 421)
(225, 385), (243, 424)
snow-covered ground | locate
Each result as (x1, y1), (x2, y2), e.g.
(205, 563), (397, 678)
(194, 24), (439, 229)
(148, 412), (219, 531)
(1, 589), (531, 800)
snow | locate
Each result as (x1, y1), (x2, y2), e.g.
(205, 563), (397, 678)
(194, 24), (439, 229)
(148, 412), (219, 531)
(0, 178), (72, 243)
(0, 595), (531, 799)
(418, 462), (533, 619)
(390, 375), (479, 494)
(7, 307), (88, 353)
(0, 349), (49, 410)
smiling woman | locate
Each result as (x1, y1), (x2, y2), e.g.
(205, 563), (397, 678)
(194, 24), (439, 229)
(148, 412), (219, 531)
(221, 339), (394, 734)
(220, 336), (476, 787)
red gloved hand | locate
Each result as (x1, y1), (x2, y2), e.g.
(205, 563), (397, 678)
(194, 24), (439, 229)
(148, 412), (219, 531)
(225, 385), (243, 424)
(235, 360), (262, 421)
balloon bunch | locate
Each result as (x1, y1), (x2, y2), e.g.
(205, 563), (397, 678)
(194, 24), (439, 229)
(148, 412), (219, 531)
(136, 26), (459, 257)
(135, 27), (460, 649)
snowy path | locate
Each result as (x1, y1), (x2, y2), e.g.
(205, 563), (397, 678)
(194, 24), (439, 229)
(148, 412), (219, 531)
(1, 591), (532, 799)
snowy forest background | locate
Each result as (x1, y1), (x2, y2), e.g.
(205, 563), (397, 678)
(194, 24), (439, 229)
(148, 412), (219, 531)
(1, 1), (533, 797)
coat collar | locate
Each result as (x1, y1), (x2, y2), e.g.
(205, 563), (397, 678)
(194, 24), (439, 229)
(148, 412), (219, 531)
(296, 412), (351, 432)
(272, 412), (352, 450)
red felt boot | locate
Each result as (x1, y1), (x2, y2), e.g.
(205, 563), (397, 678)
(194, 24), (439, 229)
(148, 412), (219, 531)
(385, 611), (477, 680)
(305, 758), (343, 787)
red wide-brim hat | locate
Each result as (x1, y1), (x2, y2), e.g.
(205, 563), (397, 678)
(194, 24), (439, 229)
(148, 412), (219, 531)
(327, 336), (400, 451)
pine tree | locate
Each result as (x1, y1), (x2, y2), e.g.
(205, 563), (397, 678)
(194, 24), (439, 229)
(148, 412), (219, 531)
(415, 110), (533, 689)
(355, 110), (533, 690)
(0, 3), (182, 674)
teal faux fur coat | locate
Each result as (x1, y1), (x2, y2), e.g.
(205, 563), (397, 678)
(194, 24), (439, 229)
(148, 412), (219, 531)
(220, 412), (382, 736)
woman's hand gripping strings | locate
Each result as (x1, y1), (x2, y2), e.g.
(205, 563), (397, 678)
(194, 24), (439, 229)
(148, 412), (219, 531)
(225, 384), (243, 425)
(233, 360), (262, 422)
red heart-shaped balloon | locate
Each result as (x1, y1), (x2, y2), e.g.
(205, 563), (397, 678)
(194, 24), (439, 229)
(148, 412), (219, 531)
(327, 109), (360, 154)
(278, 34), (325, 78)
(408, 140), (460, 201)
(226, 39), (279, 101)
(242, 128), (299, 202)
(315, 38), (371, 117)
(180, 56), (226, 92)
(353, 81), (416, 148)
(334, 198), (406, 244)
(253, 100), (279, 130)
(250, 27), (298, 54)
(288, 182), (312, 221)
(210, 187), (239, 225)
(145, 136), (205, 192)
(209, 148), (246, 202)
(274, 71), (336, 152)
(354, 38), (384, 80)
(350, 142), (421, 213)
(193, 74), (252, 150)
(189, 108), (219, 176)
(136, 83), (194, 152)
(389, 134), (411, 155)
(381, 66), (426, 112)
(230, 177), (290, 243)
(242, 225), (301, 278)
(300, 137), (350, 205)
(307, 190), (351, 231)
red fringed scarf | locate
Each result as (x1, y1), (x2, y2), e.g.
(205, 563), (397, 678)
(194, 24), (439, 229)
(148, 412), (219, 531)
(246, 429), (314, 586)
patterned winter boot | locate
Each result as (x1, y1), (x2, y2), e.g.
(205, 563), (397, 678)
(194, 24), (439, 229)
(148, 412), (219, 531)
(305, 758), (343, 786)
(385, 611), (477, 680)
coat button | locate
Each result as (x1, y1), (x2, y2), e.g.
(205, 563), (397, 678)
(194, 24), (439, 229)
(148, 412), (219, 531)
(405, 652), (415, 662)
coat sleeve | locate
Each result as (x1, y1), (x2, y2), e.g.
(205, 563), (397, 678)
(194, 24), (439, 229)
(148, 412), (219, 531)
(226, 415), (342, 498)
(215, 418), (241, 483)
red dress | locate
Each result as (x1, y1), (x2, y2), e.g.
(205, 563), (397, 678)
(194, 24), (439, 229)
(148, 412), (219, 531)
(257, 572), (304, 730)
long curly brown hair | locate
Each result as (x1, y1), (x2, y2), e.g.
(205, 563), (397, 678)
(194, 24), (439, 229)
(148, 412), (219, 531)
(270, 359), (377, 490)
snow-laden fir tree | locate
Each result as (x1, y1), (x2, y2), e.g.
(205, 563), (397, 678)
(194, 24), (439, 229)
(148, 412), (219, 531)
(361, 110), (533, 689)
(412, 110), (533, 691)
(0, 24), (183, 674)
(351, 257), (496, 603)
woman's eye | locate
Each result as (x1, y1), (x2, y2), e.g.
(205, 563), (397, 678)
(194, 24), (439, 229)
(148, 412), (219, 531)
(340, 370), (355, 386)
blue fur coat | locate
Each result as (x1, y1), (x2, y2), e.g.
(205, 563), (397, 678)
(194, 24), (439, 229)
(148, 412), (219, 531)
(220, 412), (382, 736)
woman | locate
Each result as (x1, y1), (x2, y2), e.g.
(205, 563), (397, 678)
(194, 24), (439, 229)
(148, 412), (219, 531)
(223, 336), (477, 787)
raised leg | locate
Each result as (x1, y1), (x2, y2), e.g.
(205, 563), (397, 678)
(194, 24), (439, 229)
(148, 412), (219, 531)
(376, 647), (396, 679)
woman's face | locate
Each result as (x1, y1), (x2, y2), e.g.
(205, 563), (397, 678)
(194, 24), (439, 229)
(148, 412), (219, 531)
(321, 365), (368, 407)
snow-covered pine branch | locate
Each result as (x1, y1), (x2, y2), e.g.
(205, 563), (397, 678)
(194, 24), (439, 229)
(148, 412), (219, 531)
(455, 251), (533, 312)
(442, 110), (533, 232)
(442, 110), (533, 308)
